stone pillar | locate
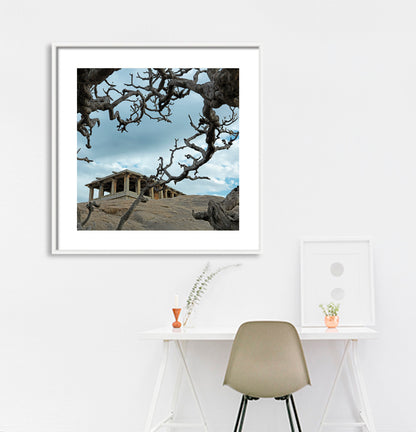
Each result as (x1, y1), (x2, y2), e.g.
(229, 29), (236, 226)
(111, 179), (117, 195)
(124, 174), (130, 192)
(136, 178), (141, 195)
(99, 183), (104, 198)
(160, 189), (164, 199)
(88, 187), (94, 202)
(150, 187), (154, 199)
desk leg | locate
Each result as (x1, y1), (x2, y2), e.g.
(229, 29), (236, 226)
(318, 340), (351, 432)
(144, 340), (208, 432)
(169, 341), (186, 423)
(350, 340), (376, 432)
(175, 341), (209, 432)
(144, 340), (171, 432)
(318, 339), (376, 432)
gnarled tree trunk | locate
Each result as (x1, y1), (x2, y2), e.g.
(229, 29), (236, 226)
(192, 186), (239, 230)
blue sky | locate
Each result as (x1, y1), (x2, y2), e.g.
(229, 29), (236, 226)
(77, 68), (239, 202)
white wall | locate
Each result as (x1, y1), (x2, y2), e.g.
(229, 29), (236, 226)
(1, 1), (416, 431)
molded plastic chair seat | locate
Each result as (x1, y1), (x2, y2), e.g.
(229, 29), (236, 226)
(224, 321), (311, 431)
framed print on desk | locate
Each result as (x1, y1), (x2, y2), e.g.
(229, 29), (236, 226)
(300, 238), (375, 327)
(52, 43), (261, 254)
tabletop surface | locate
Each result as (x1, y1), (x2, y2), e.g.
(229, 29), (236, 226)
(139, 326), (378, 341)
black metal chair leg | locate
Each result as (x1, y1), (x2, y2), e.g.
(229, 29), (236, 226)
(233, 395), (245, 432)
(285, 397), (295, 432)
(234, 394), (302, 432)
(290, 395), (302, 432)
(238, 395), (248, 432)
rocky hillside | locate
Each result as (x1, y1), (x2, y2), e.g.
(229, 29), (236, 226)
(77, 195), (224, 230)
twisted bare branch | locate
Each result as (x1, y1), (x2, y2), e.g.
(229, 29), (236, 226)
(77, 201), (100, 229)
(77, 68), (239, 150)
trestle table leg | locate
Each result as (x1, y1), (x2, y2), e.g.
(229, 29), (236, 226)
(175, 340), (209, 431)
(144, 340), (170, 432)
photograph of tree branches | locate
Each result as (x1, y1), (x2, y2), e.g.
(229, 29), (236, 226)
(77, 68), (240, 231)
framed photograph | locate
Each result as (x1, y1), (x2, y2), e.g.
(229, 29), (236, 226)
(300, 238), (375, 327)
(52, 43), (261, 254)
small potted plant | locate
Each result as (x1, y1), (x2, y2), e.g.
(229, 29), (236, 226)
(319, 302), (340, 328)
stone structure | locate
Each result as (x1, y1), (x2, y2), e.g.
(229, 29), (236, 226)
(85, 169), (184, 203)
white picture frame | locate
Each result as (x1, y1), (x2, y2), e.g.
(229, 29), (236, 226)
(52, 43), (261, 254)
(300, 237), (375, 327)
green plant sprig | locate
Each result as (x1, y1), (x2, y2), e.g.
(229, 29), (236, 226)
(183, 263), (240, 326)
(319, 302), (340, 317)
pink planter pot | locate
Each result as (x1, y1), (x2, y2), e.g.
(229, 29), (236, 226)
(325, 316), (339, 328)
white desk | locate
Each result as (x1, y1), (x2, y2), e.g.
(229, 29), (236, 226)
(140, 326), (378, 432)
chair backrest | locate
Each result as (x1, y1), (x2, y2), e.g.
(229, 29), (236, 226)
(224, 321), (311, 398)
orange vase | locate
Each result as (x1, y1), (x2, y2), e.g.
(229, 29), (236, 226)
(172, 308), (182, 328)
(325, 315), (339, 328)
